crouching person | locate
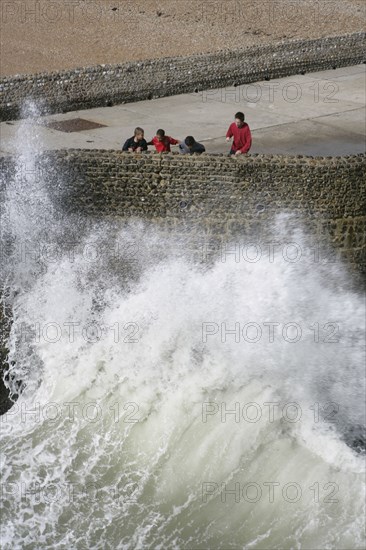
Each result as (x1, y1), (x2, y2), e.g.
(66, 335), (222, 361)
(122, 127), (148, 152)
(179, 136), (206, 155)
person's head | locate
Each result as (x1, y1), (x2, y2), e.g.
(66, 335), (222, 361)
(134, 127), (144, 140)
(156, 129), (165, 142)
(234, 112), (245, 127)
(185, 136), (195, 148)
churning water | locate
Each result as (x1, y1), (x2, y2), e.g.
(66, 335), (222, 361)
(0, 110), (365, 549)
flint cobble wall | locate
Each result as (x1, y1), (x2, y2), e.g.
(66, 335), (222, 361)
(1, 32), (365, 121)
(1, 150), (365, 270)
(0, 150), (365, 414)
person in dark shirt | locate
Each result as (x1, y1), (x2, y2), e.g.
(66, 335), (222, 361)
(226, 112), (252, 155)
(122, 127), (148, 152)
(179, 136), (206, 155)
(147, 129), (181, 152)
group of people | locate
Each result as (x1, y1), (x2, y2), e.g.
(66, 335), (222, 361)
(122, 129), (206, 155)
(122, 112), (252, 156)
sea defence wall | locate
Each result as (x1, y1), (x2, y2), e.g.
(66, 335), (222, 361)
(1, 151), (365, 270)
(0, 149), (365, 414)
(1, 32), (365, 121)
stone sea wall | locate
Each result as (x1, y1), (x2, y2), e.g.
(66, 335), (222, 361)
(1, 150), (365, 270)
(1, 32), (365, 121)
(0, 149), (365, 414)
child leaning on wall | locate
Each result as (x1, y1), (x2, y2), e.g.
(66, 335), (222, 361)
(179, 136), (206, 155)
(147, 129), (181, 152)
(122, 127), (148, 152)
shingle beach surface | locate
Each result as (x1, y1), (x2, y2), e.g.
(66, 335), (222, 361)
(1, 0), (365, 76)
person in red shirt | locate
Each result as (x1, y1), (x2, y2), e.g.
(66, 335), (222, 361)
(148, 129), (181, 152)
(226, 112), (252, 155)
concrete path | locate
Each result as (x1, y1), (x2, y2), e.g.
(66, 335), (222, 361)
(1, 64), (365, 156)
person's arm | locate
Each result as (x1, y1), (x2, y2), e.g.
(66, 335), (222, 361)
(226, 123), (233, 140)
(122, 138), (131, 151)
(239, 125), (252, 154)
(178, 143), (189, 154)
(140, 139), (148, 151)
(169, 137), (180, 145)
(146, 140), (154, 146)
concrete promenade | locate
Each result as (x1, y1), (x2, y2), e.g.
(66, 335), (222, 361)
(0, 64), (365, 156)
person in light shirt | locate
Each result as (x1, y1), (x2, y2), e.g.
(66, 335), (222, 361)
(226, 112), (252, 155)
